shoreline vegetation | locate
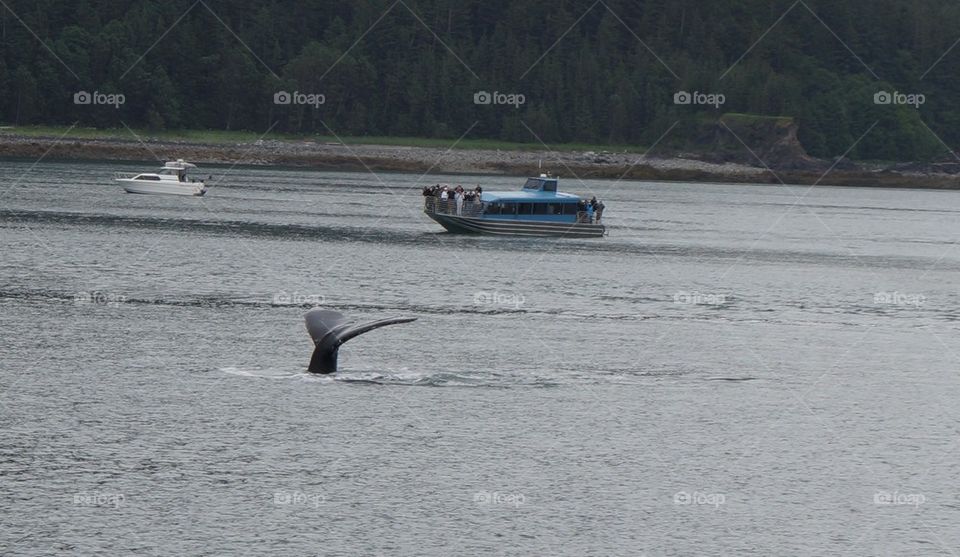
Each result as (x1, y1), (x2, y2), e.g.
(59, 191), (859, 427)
(2, 125), (959, 189)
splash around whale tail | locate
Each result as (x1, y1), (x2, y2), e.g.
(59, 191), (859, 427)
(304, 309), (417, 374)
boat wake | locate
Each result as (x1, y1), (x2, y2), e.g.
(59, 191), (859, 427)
(219, 366), (302, 379)
(320, 370), (492, 387)
(215, 363), (716, 387)
(218, 366), (501, 387)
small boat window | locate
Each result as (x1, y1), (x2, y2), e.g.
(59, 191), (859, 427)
(561, 204), (579, 215)
(533, 203), (561, 215)
(523, 178), (542, 190)
(518, 203), (533, 214)
(484, 202), (517, 215)
(136, 174), (161, 181)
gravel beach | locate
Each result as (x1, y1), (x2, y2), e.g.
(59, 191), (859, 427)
(1, 133), (957, 188)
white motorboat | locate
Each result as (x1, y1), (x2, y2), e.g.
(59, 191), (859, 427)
(116, 160), (207, 196)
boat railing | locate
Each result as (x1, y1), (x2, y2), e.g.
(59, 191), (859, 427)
(423, 196), (485, 217)
(576, 212), (597, 224)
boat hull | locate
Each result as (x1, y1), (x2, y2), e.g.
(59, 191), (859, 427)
(118, 180), (206, 196)
(426, 211), (605, 238)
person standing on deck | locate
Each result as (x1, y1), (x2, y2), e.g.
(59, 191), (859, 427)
(455, 189), (464, 216)
(440, 187), (450, 213)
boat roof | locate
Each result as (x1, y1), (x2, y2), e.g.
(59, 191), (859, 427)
(480, 175), (582, 203)
(481, 190), (580, 202)
(163, 159), (197, 169)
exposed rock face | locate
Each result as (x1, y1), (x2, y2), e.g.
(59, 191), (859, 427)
(696, 115), (827, 172)
(890, 161), (960, 175)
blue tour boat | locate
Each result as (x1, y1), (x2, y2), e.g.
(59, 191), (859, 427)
(423, 175), (606, 238)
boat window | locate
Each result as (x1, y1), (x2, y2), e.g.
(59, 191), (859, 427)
(561, 204), (579, 215)
(136, 174), (160, 181)
(533, 203), (561, 215)
(542, 180), (557, 192)
(486, 202), (518, 215)
(517, 203), (533, 215)
(523, 178), (542, 190)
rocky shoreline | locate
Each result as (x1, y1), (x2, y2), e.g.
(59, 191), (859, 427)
(1, 133), (959, 189)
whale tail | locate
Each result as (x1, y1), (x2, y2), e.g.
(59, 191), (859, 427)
(304, 309), (417, 374)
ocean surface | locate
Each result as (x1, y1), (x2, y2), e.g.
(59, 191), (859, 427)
(2, 159), (959, 555)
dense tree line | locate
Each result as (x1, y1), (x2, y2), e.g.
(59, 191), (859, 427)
(1, 0), (959, 161)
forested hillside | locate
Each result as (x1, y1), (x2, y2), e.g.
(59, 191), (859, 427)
(2, 0), (959, 161)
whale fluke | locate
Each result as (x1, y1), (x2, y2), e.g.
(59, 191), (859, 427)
(304, 309), (417, 374)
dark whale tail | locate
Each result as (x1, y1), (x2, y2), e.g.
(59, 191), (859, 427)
(304, 309), (417, 374)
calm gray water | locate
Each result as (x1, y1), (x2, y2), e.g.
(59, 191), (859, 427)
(2, 159), (959, 555)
